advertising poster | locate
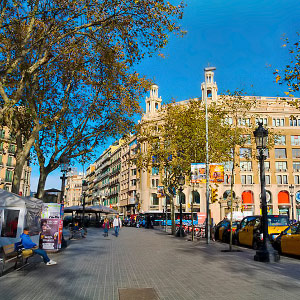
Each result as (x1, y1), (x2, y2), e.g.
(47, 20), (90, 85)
(41, 203), (62, 219)
(40, 219), (61, 250)
(191, 163), (206, 183)
(209, 164), (224, 183)
(157, 186), (165, 198)
(197, 212), (206, 224)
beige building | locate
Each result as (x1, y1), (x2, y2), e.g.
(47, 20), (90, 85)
(65, 173), (83, 207)
(0, 127), (31, 196)
(138, 74), (300, 223)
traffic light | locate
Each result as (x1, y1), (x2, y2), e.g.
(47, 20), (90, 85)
(211, 188), (218, 203)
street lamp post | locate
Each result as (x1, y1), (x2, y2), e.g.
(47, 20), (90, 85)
(289, 184), (295, 223)
(60, 155), (70, 205)
(253, 123), (272, 262)
(176, 174), (185, 237)
(204, 66), (216, 244)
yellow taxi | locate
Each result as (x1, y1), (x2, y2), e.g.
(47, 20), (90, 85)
(273, 222), (300, 256)
(237, 215), (289, 249)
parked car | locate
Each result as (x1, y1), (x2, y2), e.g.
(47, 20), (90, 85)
(221, 221), (240, 243)
(236, 215), (289, 249)
(215, 219), (230, 241)
(273, 222), (300, 256)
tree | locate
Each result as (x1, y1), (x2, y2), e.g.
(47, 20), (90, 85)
(274, 33), (300, 99)
(0, 0), (185, 193)
(136, 99), (234, 235)
(218, 91), (256, 250)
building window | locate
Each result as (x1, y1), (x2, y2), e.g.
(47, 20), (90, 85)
(152, 167), (159, 175)
(5, 170), (13, 182)
(241, 134), (251, 144)
(264, 161), (270, 171)
(255, 118), (268, 126)
(241, 175), (252, 185)
(275, 161), (287, 171)
(265, 175), (270, 185)
(240, 161), (252, 171)
(238, 118), (250, 127)
(275, 135), (286, 145)
(240, 148), (252, 159)
(292, 149), (300, 159)
(224, 161), (233, 172)
(293, 162), (300, 172)
(290, 118), (300, 126)
(151, 193), (159, 206)
(151, 179), (159, 188)
(131, 179), (136, 186)
(225, 117), (233, 125)
(131, 169), (137, 176)
(275, 148), (287, 159)
(295, 175), (300, 184)
(277, 175), (288, 185)
(225, 174), (232, 184)
(0, 129), (5, 139)
(272, 118), (285, 127)
(291, 136), (300, 145)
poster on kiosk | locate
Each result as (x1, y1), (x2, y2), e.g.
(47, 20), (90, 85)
(40, 203), (63, 251)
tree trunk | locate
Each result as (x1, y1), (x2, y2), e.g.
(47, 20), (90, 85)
(171, 198), (175, 235)
(36, 168), (49, 199)
(12, 128), (39, 194)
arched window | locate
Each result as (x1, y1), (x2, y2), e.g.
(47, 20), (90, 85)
(242, 190), (254, 204)
(191, 191), (200, 204)
(278, 191), (289, 204)
(223, 190), (236, 200)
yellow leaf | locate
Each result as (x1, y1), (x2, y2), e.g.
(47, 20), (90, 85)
(284, 91), (289, 95)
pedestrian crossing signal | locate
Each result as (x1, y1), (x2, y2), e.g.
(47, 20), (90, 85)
(211, 188), (218, 203)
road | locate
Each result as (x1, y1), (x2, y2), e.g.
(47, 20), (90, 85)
(0, 227), (300, 300)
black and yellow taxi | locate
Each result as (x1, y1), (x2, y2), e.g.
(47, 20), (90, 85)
(236, 215), (289, 249)
(273, 222), (300, 256)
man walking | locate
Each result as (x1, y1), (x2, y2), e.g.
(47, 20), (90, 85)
(113, 215), (122, 237)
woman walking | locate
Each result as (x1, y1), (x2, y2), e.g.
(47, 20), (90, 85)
(103, 218), (109, 237)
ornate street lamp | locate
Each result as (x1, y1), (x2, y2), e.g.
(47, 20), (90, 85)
(289, 184), (295, 223)
(60, 155), (70, 205)
(253, 123), (276, 262)
(176, 174), (185, 237)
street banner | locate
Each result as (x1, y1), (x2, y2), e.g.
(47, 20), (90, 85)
(209, 163), (224, 183)
(157, 186), (165, 198)
(40, 218), (62, 250)
(191, 163), (206, 183)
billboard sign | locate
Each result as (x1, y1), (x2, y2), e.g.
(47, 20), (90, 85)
(209, 163), (224, 183)
(157, 186), (165, 198)
(40, 218), (62, 250)
(191, 163), (206, 183)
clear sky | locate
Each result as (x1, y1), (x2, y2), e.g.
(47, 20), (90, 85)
(30, 0), (300, 192)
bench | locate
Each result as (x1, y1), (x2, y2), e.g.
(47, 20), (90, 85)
(0, 243), (34, 276)
(68, 224), (87, 240)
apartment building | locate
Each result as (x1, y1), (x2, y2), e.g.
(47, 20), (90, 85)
(119, 136), (138, 216)
(138, 74), (300, 223)
(0, 127), (31, 196)
(65, 173), (83, 207)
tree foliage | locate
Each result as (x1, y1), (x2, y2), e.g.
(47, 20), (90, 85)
(274, 33), (300, 99)
(0, 0), (185, 194)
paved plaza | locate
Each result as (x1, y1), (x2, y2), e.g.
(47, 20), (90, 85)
(1, 227), (300, 300)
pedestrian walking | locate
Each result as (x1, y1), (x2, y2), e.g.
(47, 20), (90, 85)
(113, 215), (122, 237)
(103, 218), (109, 237)
(20, 227), (57, 266)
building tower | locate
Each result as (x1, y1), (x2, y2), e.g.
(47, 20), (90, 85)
(145, 84), (162, 116)
(201, 70), (218, 102)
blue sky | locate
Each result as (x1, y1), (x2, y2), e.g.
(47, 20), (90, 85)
(30, 0), (300, 192)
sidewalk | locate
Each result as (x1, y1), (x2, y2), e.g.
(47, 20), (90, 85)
(0, 227), (300, 300)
